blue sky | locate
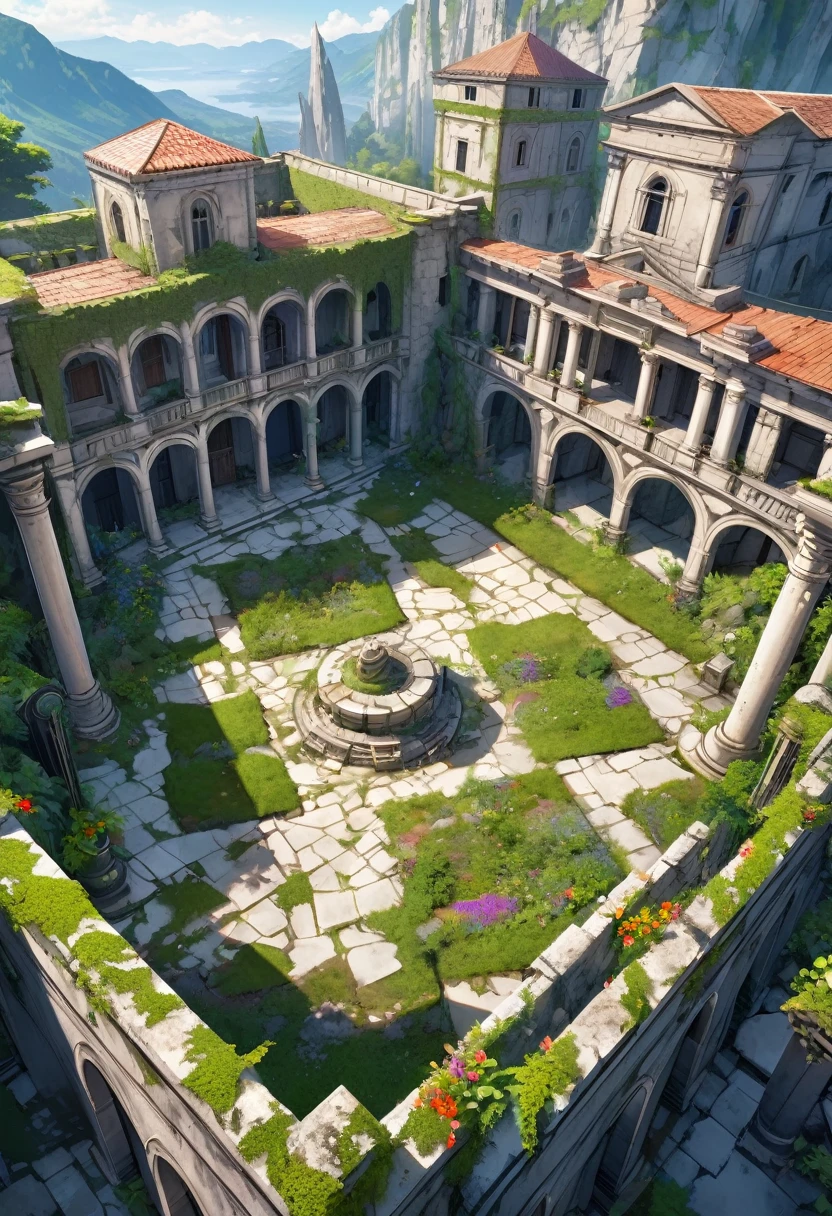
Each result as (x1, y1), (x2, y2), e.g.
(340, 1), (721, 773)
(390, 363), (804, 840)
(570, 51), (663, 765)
(2, 0), (394, 47)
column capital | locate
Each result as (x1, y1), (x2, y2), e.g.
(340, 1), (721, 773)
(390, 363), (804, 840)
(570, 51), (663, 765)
(566, 317), (583, 333)
(607, 148), (627, 172)
(724, 377), (746, 403)
(710, 171), (736, 201)
(697, 372), (716, 391)
(792, 515), (832, 583)
(640, 348), (661, 367)
(0, 463), (49, 519)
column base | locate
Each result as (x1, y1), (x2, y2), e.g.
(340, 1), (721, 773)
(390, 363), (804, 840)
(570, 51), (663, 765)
(584, 238), (609, 262)
(692, 722), (758, 780)
(200, 514), (221, 533)
(347, 458), (365, 470)
(740, 1123), (796, 1170)
(603, 524), (626, 549)
(305, 474), (325, 490)
(67, 681), (120, 740)
(148, 540), (171, 558)
(256, 490), (274, 504)
(80, 565), (106, 591)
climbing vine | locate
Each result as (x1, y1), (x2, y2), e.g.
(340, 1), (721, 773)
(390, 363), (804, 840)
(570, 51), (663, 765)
(433, 100), (601, 125)
(0, 210), (98, 255)
(412, 327), (477, 466)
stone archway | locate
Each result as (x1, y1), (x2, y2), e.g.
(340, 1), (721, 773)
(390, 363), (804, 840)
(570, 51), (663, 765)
(80, 466), (143, 540)
(316, 384), (351, 452)
(80, 1058), (157, 1205)
(363, 370), (394, 444)
(589, 1085), (652, 1212)
(709, 524), (787, 575)
(626, 475), (698, 583)
(548, 428), (615, 523)
(149, 442), (199, 515)
(265, 398), (304, 470)
(661, 994), (719, 1112)
(483, 390), (532, 483)
(205, 414), (256, 488)
(156, 1157), (205, 1216)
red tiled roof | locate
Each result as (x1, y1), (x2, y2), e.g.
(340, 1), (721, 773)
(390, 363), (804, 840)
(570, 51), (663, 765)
(85, 120), (260, 176)
(436, 32), (606, 83)
(461, 237), (832, 395)
(691, 86), (832, 137)
(29, 258), (156, 308)
(257, 208), (396, 251)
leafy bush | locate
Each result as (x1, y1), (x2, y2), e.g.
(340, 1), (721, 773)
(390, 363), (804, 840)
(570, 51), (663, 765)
(575, 647), (612, 680)
(621, 778), (706, 850)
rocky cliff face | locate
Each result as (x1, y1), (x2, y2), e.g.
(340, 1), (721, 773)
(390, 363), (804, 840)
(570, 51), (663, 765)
(373, 0), (832, 176)
(301, 24), (348, 166)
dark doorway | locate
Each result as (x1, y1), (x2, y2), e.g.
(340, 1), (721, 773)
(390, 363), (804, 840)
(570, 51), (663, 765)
(208, 420), (236, 486)
(266, 400), (304, 468)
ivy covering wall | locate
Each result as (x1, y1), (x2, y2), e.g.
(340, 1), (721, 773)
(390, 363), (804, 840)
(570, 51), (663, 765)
(0, 210), (98, 254)
(12, 231), (413, 444)
(287, 166), (413, 225)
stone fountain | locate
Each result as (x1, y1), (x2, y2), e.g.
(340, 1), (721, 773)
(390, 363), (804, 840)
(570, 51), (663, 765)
(294, 635), (462, 770)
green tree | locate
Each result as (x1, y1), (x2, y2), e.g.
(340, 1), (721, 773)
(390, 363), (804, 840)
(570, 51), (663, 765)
(0, 115), (51, 220)
(251, 116), (269, 157)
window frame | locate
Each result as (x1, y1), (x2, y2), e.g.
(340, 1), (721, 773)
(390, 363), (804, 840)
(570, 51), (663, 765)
(639, 177), (669, 237)
(110, 201), (126, 245)
(528, 86), (541, 108)
(455, 138), (469, 174)
(190, 198), (214, 252)
(514, 140), (527, 168)
(571, 87), (584, 110)
(565, 135), (582, 174)
(464, 84), (477, 102)
(723, 189), (749, 249)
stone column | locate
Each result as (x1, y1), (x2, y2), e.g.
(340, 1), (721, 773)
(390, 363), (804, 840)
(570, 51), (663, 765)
(586, 149), (627, 259)
(348, 394), (364, 468)
(0, 465), (119, 739)
(306, 303), (317, 361)
(628, 350), (660, 422)
(695, 174), (735, 289)
(560, 320), (584, 390)
(695, 518), (832, 776)
(253, 422), (272, 501)
(305, 412), (324, 489)
(677, 524), (711, 598)
(816, 435), (832, 480)
(476, 282), (496, 340)
(248, 324), (263, 376)
(743, 408), (783, 479)
(52, 477), (103, 589)
(195, 432), (219, 531)
(684, 375), (717, 452)
(709, 379), (748, 467)
(388, 379), (401, 448)
(533, 309), (556, 378)
(746, 1032), (832, 1167)
(179, 322), (200, 396)
(134, 465), (166, 554)
(604, 493), (631, 546)
(810, 630), (832, 686)
(116, 345), (139, 417)
(351, 300), (363, 349)
(523, 305), (540, 364)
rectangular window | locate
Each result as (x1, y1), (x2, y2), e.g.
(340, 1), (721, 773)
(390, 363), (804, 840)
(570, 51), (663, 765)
(528, 87), (540, 108)
(140, 336), (166, 388)
(464, 85), (477, 101)
(68, 361), (103, 402)
(456, 139), (469, 174)
(571, 88), (584, 109)
(438, 275), (448, 307)
(515, 140), (527, 167)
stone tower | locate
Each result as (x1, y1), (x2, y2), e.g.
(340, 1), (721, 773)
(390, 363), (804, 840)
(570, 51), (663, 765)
(432, 32), (607, 249)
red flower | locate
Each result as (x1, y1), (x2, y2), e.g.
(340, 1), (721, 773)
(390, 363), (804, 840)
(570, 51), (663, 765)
(739, 840), (754, 858)
(467, 1071), (480, 1082)
(623, 935), (635, 947)
(15, 798), (33, 814)
(539, 1036), (553, 1053)
(564, 887), (574, 899)
(450, 1120), (460, 1130)
(603, 977), (612, 989)
(474, 1050), (487, 1064)
(660, 901), (672, 911)
(804, 809), (817, 822)
(447, 1134), (456, 1149)
(83, 826), (96, 838)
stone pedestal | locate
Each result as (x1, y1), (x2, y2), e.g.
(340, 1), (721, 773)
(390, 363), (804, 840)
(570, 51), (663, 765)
(744, 1028), (832, 1167)
(0, 464), (119, 740)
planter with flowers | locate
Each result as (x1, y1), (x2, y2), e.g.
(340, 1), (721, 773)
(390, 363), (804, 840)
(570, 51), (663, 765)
(613, 900), (681, 963)
(62, 805), (129, 913)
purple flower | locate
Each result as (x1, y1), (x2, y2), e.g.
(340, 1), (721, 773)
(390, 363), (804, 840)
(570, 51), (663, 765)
(448, 1056), (465, 1079)
(452, 894), (519, 929)
(606, 686), (633, 708)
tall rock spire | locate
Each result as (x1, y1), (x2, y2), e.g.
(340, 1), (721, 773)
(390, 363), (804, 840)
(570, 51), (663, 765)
(298, 91), (321, 158)
(302, 23), (347, 166)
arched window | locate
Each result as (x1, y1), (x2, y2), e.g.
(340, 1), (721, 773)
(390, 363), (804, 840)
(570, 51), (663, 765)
(788, 255), (809, 293)
(263, 312), (287, 367)
(566, 136), (581, 173)
(514, 140), (527, 168)
(723, 190), (748, 248)
(640, 178), (668, 236)
(508, 211), (521, 240)
(110, 202), (126, 244)
(191, 199), (213, 251)
(821, 192), (832, 226)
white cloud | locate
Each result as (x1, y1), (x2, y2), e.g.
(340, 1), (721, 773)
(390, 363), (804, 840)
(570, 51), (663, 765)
(318, 6), (389, 39)
(3, 0), (264, 45)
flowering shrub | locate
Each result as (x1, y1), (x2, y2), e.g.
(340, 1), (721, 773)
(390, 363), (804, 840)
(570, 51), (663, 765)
(452, 894), (519, 930)
(614, 901), (680, 956)
(406, 1028), (513, 1154)
(606, 686), (633, 708)
(499, 652), (554, 685)
(0, 787), (36, 818)
(62, 805), (124, 874)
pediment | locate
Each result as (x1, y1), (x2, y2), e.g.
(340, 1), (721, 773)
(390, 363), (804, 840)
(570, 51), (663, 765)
(607, 86), (734, 132)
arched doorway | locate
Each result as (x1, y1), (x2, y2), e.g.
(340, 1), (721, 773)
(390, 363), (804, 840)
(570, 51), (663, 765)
(261, 300), (305, 370)
(81, 468), (142, 539)
(364, 282), (392, 342)
(363, 372), (392, 443)
(131, 334), (184, 409)
(711, 525), (785, 575)
(549, 431), (614, 521)
(661, 995), (718, 1112)
(588, 1086), (650, 1212)
(484, 391), (531, 482)
(196, 314), (247, 387)
(316, 385), (349, 453)
(315, 290), (351, 355)
(206, 417), (256, 487)
(156, 1158), (204, 1216)
(63, 352), (121, 434)
(627, 478), (695, 582)
(265, 400), (304, 470)
(149, 444), (200, 537)
(82, 1060), (153, 1191)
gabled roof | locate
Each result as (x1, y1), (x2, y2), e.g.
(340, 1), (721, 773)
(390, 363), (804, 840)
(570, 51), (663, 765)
(85, 120), (260, 177)
(606, 83), (832, 139)
(435, 32), (606, 84)
(461, 237), (832, 395)
(28, 258), (156, 308)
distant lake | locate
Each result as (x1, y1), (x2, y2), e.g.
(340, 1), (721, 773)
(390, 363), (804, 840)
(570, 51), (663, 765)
(133, 68), (365, 126)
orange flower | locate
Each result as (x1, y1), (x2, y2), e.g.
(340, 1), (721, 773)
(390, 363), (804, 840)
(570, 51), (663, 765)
(652, 921), (661, 929)
(615, 907), (624, 919)
(623, 935), (634, 947)
(83, 826), (96, 838)
(539, 1036), (553, 1053)
(661, 901), (672, 911)
(413, 1097), (423, 1108)
(641, 925), (651, 936)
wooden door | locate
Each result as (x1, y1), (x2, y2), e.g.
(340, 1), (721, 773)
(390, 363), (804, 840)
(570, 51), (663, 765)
(140, 336), (166, 388)
(208, 420), (236, 485)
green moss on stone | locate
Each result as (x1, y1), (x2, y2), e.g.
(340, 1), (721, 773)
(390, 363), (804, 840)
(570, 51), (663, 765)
(238, 1107), (343, 1216)
(182, 1025), (271, 1116)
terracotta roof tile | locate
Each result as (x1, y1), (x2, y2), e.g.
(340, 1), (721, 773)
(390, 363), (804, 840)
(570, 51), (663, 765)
(690, 86), (832, 137)
(29, 258), (156, 308)
(85, 120), (259, 177)
(461, 237), (832, 395)
(437, 32), (606, 83)
(257, 208), (395, 251)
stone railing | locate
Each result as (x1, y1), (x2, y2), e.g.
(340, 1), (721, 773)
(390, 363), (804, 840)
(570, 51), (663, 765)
(200, 376), (249, 410)
(146, 396), (191, 432)
(265, 359), (306, 392)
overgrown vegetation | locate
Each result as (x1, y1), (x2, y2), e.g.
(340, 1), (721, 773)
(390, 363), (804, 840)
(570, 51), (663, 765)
(621, 761), (760, 852)
(467, 613), (663, 762)
(203, 535), (403, 659)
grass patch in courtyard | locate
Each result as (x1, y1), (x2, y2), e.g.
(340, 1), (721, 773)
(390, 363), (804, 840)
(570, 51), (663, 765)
(199, 534), (403, 660)
(414, 559), (474, 604)
(341, 654), (408, 695)
(387, 526), (440, 564)
(371, 769), (623, 985)
(275, 872), (313, 913)
(162, 691), (297, 831)
(467, 613), (663, 763)
(621, 762), (760, 852)
(155, 875), (226, 935)
(214, 942), (292, 996)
